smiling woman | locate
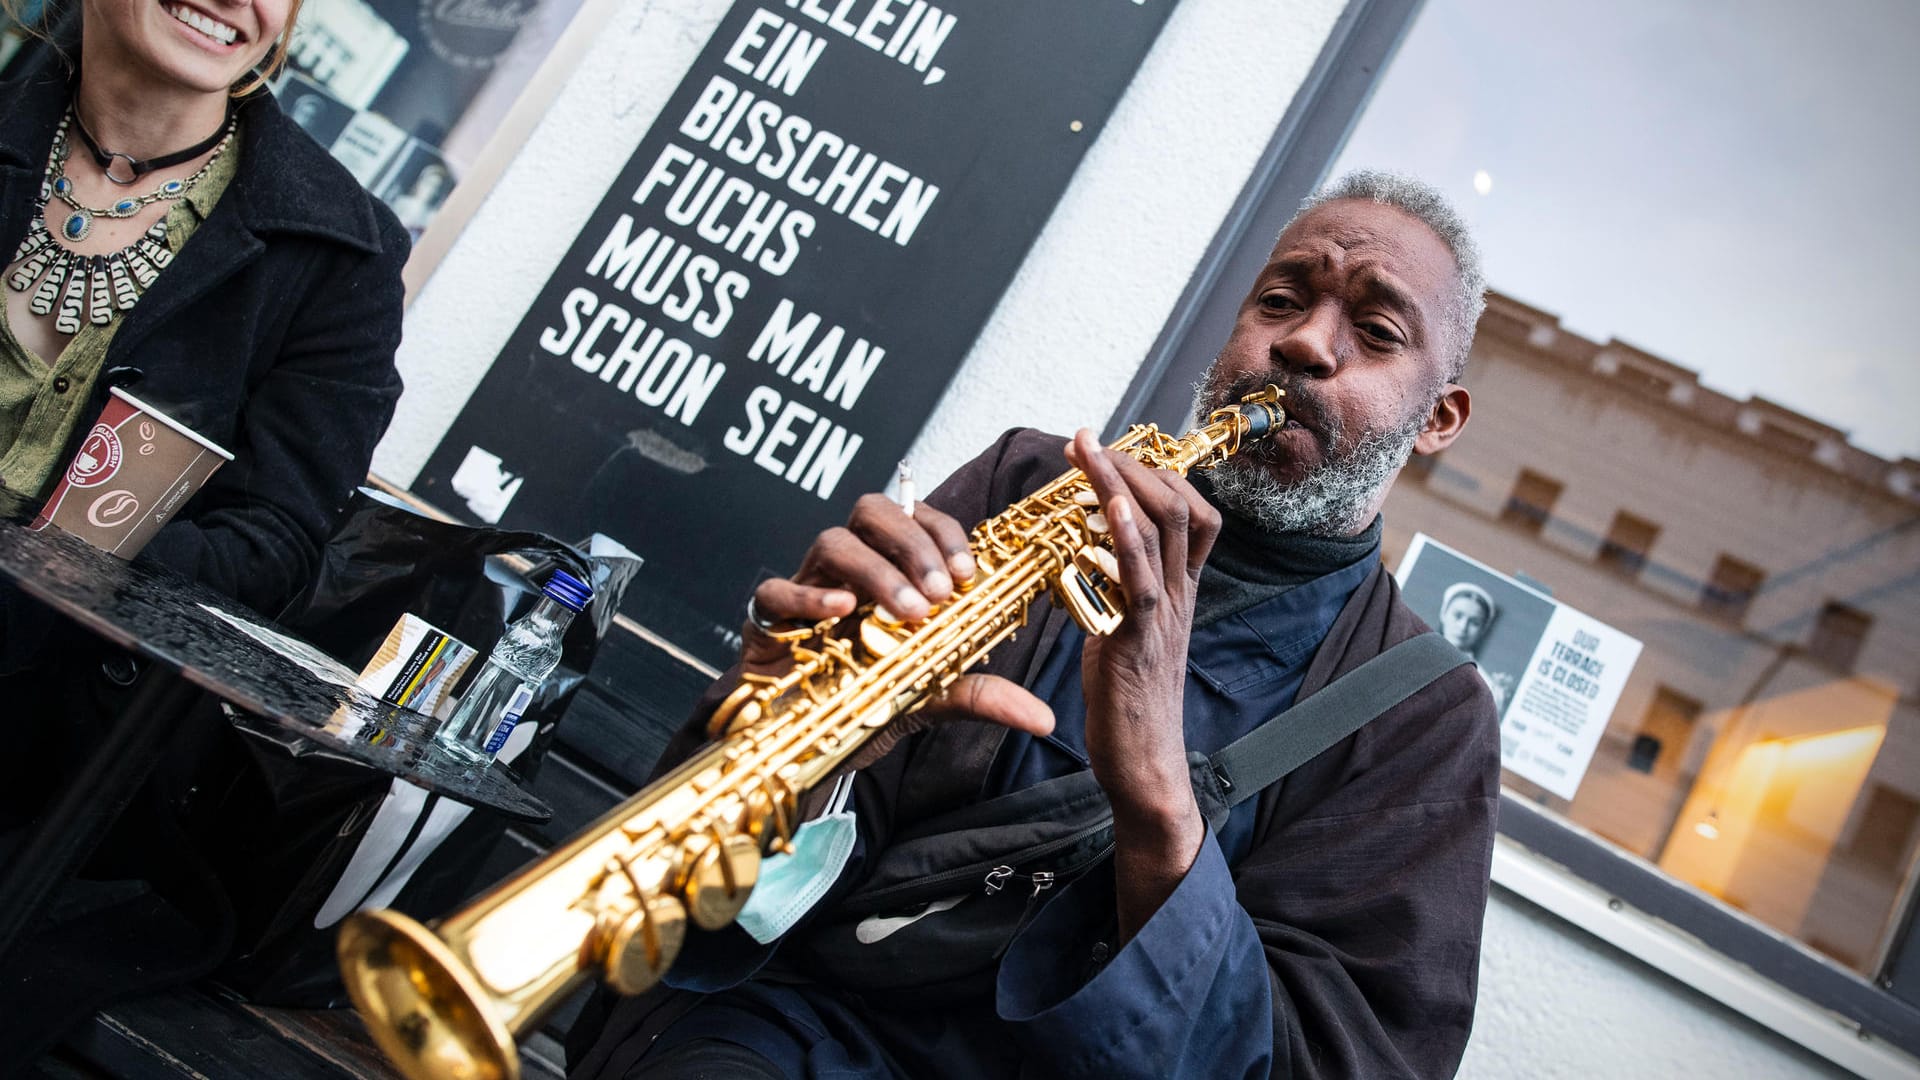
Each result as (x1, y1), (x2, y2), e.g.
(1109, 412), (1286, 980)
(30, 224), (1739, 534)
(0, 0), (402, 607)
(0, 0), (409, 1052)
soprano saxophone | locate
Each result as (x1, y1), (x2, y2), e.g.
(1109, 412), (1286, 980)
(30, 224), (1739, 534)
(336, 385), (1285, 1080)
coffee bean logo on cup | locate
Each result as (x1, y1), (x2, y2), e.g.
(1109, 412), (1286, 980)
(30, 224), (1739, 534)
(69, 424), (123, 487)
(87, 489), (142, 528)
(33, 388), (234, 559)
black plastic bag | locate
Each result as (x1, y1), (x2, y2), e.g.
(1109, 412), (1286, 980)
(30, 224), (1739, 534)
(203, 488), (641, 1004)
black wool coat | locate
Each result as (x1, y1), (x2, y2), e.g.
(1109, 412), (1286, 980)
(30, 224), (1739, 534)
(1, 56), (407, 615)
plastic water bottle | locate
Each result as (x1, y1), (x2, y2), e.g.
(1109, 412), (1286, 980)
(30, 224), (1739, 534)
(436, 569), (593, 762)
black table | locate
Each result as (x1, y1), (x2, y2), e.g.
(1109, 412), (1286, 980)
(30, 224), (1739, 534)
(0, 487), (551, 958)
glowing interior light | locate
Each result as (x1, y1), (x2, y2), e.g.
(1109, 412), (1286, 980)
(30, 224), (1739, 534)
(1473, 169), (1493, 196)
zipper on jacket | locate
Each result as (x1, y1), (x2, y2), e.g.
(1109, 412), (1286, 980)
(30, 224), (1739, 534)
(989, 866), (1060, 959)
(983, 865), (1055, 898)
(854, 823), (1115, 911)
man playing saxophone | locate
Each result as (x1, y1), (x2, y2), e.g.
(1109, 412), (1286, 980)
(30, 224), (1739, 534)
(571, 171), (1502, 1079)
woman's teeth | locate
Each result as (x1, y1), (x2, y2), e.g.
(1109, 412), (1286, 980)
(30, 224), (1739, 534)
(166, 3), (239, 44)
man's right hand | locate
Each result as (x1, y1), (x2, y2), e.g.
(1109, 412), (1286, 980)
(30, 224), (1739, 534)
(740, 492), (1055, 745)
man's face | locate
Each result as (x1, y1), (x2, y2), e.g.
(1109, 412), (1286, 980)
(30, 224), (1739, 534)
(1204, 199), (1460, 486)
(1439, 595), (1489, 650)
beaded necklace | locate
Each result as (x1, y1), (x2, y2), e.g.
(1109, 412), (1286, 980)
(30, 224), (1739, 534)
(4, 110), (235, 333)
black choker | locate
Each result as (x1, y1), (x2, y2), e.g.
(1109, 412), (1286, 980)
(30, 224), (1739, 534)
(71, 105), (234, 185)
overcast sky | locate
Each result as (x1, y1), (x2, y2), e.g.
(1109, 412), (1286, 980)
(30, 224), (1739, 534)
(1330, 0), (1920, 461)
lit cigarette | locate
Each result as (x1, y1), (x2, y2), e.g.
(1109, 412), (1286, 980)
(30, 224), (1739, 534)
(897, 460), (915, 519)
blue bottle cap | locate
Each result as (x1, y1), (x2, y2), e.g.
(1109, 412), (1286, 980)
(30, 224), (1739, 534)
(542, 568), (593, 612)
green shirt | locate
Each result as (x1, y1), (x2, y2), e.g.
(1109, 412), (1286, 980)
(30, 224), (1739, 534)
(0, 135), (241, 498)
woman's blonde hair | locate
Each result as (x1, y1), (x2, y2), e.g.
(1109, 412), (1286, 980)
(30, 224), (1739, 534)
(231, 0), (304, 97)
(1, 0), (305, 98)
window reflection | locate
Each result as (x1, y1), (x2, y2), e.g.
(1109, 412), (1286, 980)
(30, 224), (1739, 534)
(270, 0), (588, 239)
(1338, 0), (1920, 977)
(1375, 290), (1917, 976)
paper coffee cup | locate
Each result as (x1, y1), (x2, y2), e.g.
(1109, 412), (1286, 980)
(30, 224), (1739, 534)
(33, 387), (235, 557)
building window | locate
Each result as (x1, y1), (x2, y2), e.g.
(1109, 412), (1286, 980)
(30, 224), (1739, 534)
(1596, 511), (1660, 578)
(1846, 784), (1920, 873)
(1700, 555), (1765, 622)
(1807, 602), (1872, 671)
(1614, 365), (1672, 399)
(1757, 422), (1819, 457)
(1626, 734), (1663, 773)
(1629, 687), (1703, 776)
(1500, 469), (1562, 534)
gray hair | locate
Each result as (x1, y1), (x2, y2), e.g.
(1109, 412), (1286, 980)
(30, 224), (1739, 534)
(1288, 170), (1486, 381)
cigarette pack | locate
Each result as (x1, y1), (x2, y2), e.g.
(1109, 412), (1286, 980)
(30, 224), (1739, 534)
(356, 614), (478, 716)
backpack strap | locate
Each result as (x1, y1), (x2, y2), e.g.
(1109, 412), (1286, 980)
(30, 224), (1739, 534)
(1202, 632), (1469, 813)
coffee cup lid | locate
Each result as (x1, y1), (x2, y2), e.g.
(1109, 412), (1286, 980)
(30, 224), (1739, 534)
(108, 387), (236, 461)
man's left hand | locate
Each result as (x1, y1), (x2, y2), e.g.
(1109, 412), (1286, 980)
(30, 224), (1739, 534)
(1066, 428), (1218, 939)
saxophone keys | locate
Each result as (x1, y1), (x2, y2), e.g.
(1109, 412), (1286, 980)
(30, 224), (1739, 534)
(1089, 546), (1120, 581)
(603, 894), (688, 995)
(1085, 512), (1109, 535)
(1073, 488), (1100, 507)
(1056, 545), (1126, 637)
(953, 561), (984, 592)
(684, 834), (761, 930)
(710, 680), (768, 737)
(860, 615), (909, 657)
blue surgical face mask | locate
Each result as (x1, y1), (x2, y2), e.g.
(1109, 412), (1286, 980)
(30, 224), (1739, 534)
(736, 773), (858, 944)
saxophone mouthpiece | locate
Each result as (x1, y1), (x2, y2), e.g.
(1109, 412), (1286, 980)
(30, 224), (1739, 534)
(1206, 384), (1286, 447)
(1239, 384), (1286, 437)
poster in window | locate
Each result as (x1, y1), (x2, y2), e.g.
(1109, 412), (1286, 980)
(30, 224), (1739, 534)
(1397, 533), (1644, 799)
(274, 0), (588, 235)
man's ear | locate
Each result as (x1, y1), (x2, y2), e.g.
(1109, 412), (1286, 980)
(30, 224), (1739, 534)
(1413, 383), (1471, 456)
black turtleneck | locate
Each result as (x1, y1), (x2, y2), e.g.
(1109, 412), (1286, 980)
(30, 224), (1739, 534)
(1190, 475), (1384, 628)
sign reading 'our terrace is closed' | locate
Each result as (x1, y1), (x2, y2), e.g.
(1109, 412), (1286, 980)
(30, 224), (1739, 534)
(415, 1), (1177, 669)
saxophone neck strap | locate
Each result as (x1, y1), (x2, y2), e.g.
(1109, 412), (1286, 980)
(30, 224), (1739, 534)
(1198, 632), (1471, 816)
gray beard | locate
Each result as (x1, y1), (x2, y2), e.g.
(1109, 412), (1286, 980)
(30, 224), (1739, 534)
(1194, 371), (1427, 537)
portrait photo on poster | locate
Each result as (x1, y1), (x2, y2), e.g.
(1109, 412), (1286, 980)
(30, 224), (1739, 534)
(1396, 534), (1553, 719)
(1396, 532), (1643, 799)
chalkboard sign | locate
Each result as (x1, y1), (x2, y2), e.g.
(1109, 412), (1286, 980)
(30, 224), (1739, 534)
(414, 0), (1178, 669)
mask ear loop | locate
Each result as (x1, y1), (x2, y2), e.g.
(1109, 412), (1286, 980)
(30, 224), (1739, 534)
(827, 773), (856, 816)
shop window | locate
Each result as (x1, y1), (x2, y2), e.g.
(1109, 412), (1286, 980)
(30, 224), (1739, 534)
(1596, 511), (1660, 578)
(273, 0), (594, 244)
(1700, 555), (1765, 623)
(1499, 469), (1562, 534)
(1847, 784), (1920, 872)
(1807, 602), (1872, 671)
(1319, 0), (1920, 1055)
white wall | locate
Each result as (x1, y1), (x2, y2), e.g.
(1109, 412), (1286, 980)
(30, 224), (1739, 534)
(373, 1), (1872, 1076)
(1468, 889), (1850, 1079)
